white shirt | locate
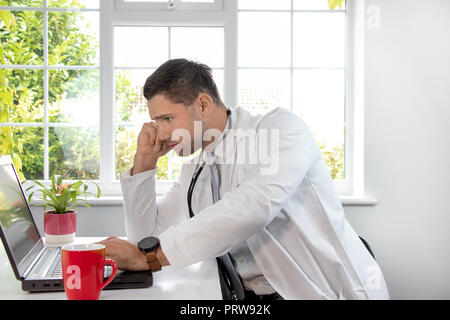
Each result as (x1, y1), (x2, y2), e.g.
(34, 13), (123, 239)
(121, 107), (390, 300)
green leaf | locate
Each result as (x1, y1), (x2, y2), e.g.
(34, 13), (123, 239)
(0, 90), (13, 106)
(70, 189), (77, 203)
(51, 173), (56, 190)
(91, 181), (101, 198)
(0, 10), (16, 31)
(29, 179), (47, 190)
(27, 191), (35, 206)
(328, 0), (345, 10)
(0, 46), (5, 65)
(71, 198), (91, 209)
(70, 181), (83, 191)
(55, 175), (63, 187)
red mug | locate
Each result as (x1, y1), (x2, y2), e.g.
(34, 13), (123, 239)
(61, 244), (117, 300)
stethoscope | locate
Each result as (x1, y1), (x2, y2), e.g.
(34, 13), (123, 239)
(185, 108), (244, 300)
(187, 108), (232, 219)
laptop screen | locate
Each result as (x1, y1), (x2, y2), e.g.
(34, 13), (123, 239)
(0, 163), (41, 266)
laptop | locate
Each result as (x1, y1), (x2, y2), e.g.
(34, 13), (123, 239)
(0, 155), (153, 292)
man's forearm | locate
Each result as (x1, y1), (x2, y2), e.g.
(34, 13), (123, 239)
(120, 168), (159, 244)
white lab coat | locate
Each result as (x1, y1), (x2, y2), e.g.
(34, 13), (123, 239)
(121, 107), (390, 300)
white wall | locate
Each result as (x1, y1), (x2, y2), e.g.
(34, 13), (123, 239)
(30, 0), (450, 299)
(345, 0), (450, 299)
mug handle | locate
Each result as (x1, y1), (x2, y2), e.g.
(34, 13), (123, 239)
(100, 258), (118, 290)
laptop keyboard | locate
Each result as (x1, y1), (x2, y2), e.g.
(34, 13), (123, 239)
(46, 251), (62, 278)
(46, 251), (113, 279)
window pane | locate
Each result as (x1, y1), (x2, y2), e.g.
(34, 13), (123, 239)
(293, 12), (345, 68)
(3, 69), (44, 123)
(3, 0), (42, 6)
(49, 126), (100, 180)
(47, 0), (99, 9)
(12, 127), (44, 180)
(293, 0), (346, 10)
(115, 125), (137, 180)
(171, 27), (224, 68)
(238, 69), (291, 115)
(238, 12), (291, 67)
(293, 69), (345, 179)
(48, 11), (99, 66)
(0, 10), (43, 65)
(114, 27), (168, 68)
(239, 0), (291, 10)
(115, 69), (153, 124)
(48, 70), (99, 125)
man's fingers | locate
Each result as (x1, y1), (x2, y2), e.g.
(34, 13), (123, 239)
(149, 121), (160, 129)
(142, 122), (157, 146)
(95, 236), (117, 244)
(153, 133), (162, 153)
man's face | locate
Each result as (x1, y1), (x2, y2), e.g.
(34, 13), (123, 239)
(147, 94), (202, 157)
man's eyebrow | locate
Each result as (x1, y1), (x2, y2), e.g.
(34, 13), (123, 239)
(151, 113), (175, 121)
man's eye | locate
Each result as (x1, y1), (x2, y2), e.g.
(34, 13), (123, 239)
(165, 117), (173, 122)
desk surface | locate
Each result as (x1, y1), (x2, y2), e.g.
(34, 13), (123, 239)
(0, 237), (222, 300)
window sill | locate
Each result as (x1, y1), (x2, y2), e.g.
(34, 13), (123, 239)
(30, 194), (378, 207)
(340, 194), (378, 206)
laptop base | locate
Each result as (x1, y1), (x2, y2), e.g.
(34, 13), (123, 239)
(22, 270), (153, 293)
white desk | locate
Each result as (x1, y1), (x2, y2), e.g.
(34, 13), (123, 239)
(0, 237), (222, 300)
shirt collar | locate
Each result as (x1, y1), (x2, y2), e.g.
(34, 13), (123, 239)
(199, 108), (235, 165)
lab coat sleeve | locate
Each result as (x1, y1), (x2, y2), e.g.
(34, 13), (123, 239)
(120, 166), (187, 244)
(159, 110), (321, 269)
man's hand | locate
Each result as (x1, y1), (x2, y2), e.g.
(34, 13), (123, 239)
(95, 237), (150, 272)
(132, 121), (172, 175)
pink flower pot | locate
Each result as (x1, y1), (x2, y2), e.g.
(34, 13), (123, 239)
(44, 211), (77, 244)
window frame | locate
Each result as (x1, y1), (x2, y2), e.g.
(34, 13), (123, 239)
(114, 0), (224, 11)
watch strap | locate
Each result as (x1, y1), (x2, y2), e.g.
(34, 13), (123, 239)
(145, 251), (162, 272)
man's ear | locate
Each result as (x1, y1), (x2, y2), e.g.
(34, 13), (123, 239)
(193, 93), (214, 120)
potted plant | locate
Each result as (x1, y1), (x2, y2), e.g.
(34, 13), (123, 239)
(26, 174), (101, 245)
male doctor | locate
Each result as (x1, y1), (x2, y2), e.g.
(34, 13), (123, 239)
(99, 59), (390, 300)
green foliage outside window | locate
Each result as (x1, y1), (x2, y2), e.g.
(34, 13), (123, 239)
(0, 0), (99, 180)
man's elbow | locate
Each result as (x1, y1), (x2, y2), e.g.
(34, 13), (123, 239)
(236, 191), (279, 235)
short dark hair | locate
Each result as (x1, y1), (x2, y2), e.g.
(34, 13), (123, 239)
(143, 59), (224, 107)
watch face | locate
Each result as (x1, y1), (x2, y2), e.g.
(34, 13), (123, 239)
(138, 237), (159, 252)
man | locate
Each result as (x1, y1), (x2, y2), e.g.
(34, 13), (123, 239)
(99, 59), (390, 300)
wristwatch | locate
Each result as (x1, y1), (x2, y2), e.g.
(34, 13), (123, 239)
(138, 236), (162, 272)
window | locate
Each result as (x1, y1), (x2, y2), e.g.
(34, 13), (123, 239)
(238, 0), (347, 185)
(1, 0), (353, 197)
(114, 25), (224, 181)
(0, 0), (100, 182)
